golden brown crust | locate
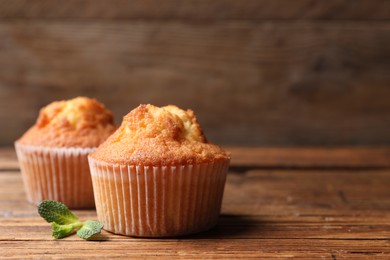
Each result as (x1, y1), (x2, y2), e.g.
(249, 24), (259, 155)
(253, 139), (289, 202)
(16, 97), (116, 148)
(90, 104), (230, 166)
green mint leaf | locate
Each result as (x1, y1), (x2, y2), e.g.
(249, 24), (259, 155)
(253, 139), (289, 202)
(38, 200), (103, 240)
(38, 200), (79, 225)
(51, 222), (82, 239)
(77, 220), (104, 240)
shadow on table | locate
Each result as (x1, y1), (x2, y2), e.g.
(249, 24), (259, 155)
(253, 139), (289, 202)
(90, 214), (263, 241)
(182, 214), (262, 239)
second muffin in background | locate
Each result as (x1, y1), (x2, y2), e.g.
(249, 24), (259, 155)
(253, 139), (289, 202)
(89, 104), (230, 237)
(15, 97), (116, 208)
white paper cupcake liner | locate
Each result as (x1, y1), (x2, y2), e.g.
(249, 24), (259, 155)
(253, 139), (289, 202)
(88, 157), (230, 237)
(14, 143), (96, 209)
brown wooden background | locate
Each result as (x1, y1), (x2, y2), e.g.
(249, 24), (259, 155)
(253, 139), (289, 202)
(0, 0), (389, 147)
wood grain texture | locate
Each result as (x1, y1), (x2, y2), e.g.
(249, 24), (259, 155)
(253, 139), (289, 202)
(1, 240), (389, 259)
(0, 148), (18, 170)
(1, 146), (390, 258)
(2, 147), (390, 170)
(0, 21), (389, 146)
(228, 147), (390, 168)
(224, 169), (390, 216)
(0, 0), (389, 20)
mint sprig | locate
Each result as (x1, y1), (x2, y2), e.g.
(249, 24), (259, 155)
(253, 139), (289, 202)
(38, 200), (103, 240)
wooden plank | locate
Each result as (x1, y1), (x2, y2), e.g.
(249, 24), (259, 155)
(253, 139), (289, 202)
(224, 169), (390, 216)
(0, 0), (389, 20)
(0, 22), (389, 147)
(228, 147), (390, 168)
(0, 148), (18, 170)
(1, 240), (389, 259)
(2, 147), (390, 171)
(2, 169), (390, 217)
(1, 215), (389, 240)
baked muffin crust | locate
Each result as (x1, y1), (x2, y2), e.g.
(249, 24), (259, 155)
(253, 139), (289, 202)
(17, 97), (116, 148)
(90, 104), (230, 165)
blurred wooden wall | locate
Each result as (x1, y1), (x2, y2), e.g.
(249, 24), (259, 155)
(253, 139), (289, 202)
(0, 0), (389, 146)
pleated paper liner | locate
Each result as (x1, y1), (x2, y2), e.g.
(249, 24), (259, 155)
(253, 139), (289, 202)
(88, 157), (230, 237)
(14, 143), (96, 209)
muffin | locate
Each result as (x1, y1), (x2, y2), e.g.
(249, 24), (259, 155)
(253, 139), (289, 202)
(15, 97), (116, 208)
(88, 104), (230, 237)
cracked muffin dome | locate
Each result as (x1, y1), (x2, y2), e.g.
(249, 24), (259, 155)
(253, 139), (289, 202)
(17, 97), (116, 148)
(90, 104), (230, 165)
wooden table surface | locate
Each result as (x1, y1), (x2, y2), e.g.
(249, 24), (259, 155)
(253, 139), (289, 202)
(0, 147), (389, 259)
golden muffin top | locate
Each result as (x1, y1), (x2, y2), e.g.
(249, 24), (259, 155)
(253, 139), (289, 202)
(90, 104), (230, 165)
(17, 97), (116, 148)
